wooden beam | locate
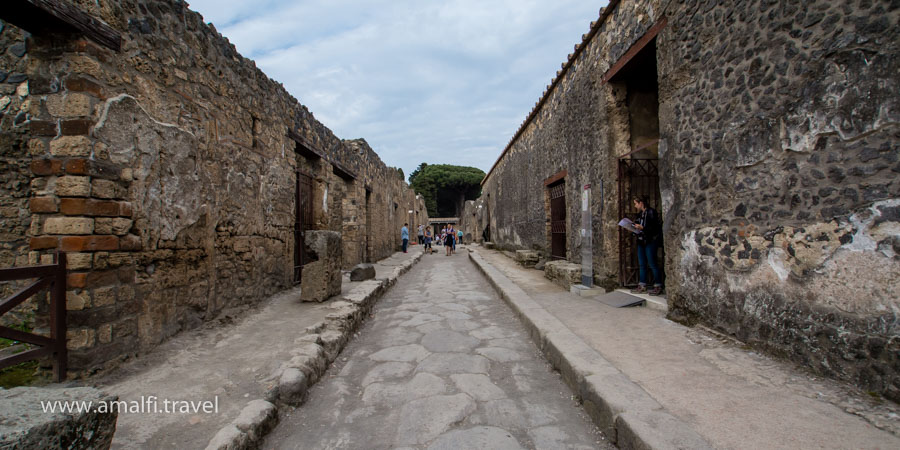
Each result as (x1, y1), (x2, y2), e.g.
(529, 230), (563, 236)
(331, 161), (357, 181)
(0, 0), (122, 52)
(287, 129), (324, 160)
(544, 169), (568, 186)
(602, 17), (668, 83)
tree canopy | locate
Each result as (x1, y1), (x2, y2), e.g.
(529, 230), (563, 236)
(409, 164), (485, 217)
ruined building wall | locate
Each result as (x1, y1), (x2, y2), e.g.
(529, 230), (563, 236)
(0, 0), (423, 374)
(480, 0), (899, 399)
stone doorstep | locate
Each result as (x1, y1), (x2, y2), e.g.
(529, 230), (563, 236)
(468, 250), (711, 450)
(205, 250), (425, 450)
(615, 288), (668, 312)
(569, 284), (604, 297)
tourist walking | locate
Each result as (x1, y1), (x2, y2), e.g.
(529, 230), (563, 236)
(444, 226), (453, 256)
(446, 225), (456, 255)
(401, 223), (409, 253)
(457, 229), (464, 248)
(424, 228), (433, 254)
(630, 196), (662, 295)
(417, 224), (424, 245)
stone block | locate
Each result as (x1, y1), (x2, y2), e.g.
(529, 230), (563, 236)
(55, 176), (91, 197)
(46, 92), (92, 117)
(91, 179), (126, 199)
(515, 250), (541, 267)
(27, 139), (48, 156)
(484, 242), (495, 249)
(43, 217), (93, 235)
(544, 260), (582, 290)
(67, 328), (95, 350)
(300, 230), (342, 302)
(350, 263), (376, 281)
(98, 324), (112, 344)
(29, 197), (58, 213)
(50, 136), (91, 157)
(67, 253), (93, 270)
(92, 286), (117, 307)
(67, 290), (90, 311)
(0, 387), (118, 449)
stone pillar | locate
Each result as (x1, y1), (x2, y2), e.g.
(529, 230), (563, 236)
(300, 231), (342, 302)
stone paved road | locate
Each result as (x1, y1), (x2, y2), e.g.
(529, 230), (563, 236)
(263, 248), (610, 449)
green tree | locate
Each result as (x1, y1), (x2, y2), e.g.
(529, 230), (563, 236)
(409, 164), (485, 217)
(408, 162), (428, 184)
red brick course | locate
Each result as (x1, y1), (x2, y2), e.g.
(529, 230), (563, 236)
(29, 236), (59, 250)
(31, 159), (63, 176)
(29, 197), (58, 213)
(59, 198), (126, 217)
(60, 235), (119, 252)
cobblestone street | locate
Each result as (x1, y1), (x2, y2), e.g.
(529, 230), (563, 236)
(264, 248), (609, 449)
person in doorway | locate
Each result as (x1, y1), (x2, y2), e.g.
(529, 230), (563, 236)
(445, 225), (455, 256)
(401, 223), (409, 253)
(417, 224), (424, 245)
(630, 196), (663, 295)
(424, 227), (433, 254)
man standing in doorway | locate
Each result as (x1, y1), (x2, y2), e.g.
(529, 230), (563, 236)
(401, 223), (409, 253)
(417, 224), (424, 245)
(630, 196), (663, 295)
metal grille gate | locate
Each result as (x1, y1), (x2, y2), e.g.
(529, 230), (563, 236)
(549, 180), (566, 260)
(294, 172), (313, 284)
(618, 159), (660, 286)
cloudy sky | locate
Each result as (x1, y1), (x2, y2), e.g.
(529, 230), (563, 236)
(186, 0), (606, 179)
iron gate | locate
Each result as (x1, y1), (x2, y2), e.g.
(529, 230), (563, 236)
(294, 172), (313, 284)
(618, 158), (661, 286)
(549, 180), (566, 260)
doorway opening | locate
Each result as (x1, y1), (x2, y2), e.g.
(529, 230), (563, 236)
(294, 171), (313, 284)
(608, 36), (662, 287)
(365, 188), (372, 263)
(548, 179), (567, 260)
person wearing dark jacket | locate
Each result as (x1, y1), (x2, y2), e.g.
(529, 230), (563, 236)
(631, 196), (663, 295)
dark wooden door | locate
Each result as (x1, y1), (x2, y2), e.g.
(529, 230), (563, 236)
(618, 158), (660, 286)
(294, 172), (313, 284)
(549, 180), (566, 260)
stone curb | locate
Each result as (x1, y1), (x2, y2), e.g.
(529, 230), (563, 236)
(205, 250), (425, 450)
(468, 249), (712, 450)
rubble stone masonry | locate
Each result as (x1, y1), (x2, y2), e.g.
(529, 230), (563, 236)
(0, 0), (425, 374)
(472, 0), (899, 400)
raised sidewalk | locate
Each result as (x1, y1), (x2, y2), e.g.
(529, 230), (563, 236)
(469, 246), (899, 450)
(95, 248), (424, 449)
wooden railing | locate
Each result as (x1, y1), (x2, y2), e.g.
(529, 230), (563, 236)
(0, 252), (67, 382)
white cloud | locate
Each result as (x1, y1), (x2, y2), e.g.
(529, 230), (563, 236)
(186, 0), (606, 178)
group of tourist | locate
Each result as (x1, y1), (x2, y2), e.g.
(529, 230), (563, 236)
(399, 223), (463, 256)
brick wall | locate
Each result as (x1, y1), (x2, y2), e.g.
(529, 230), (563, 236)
(0, 0), (425, 374)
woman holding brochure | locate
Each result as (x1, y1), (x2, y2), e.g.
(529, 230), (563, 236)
(624, 196), (662, 295)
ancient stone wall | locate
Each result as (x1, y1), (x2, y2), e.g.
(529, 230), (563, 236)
(0, 0), (423, 374)
(480, 0), (899, 399)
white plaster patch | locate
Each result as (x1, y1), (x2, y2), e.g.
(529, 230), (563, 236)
(766, 248), (790, 283)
